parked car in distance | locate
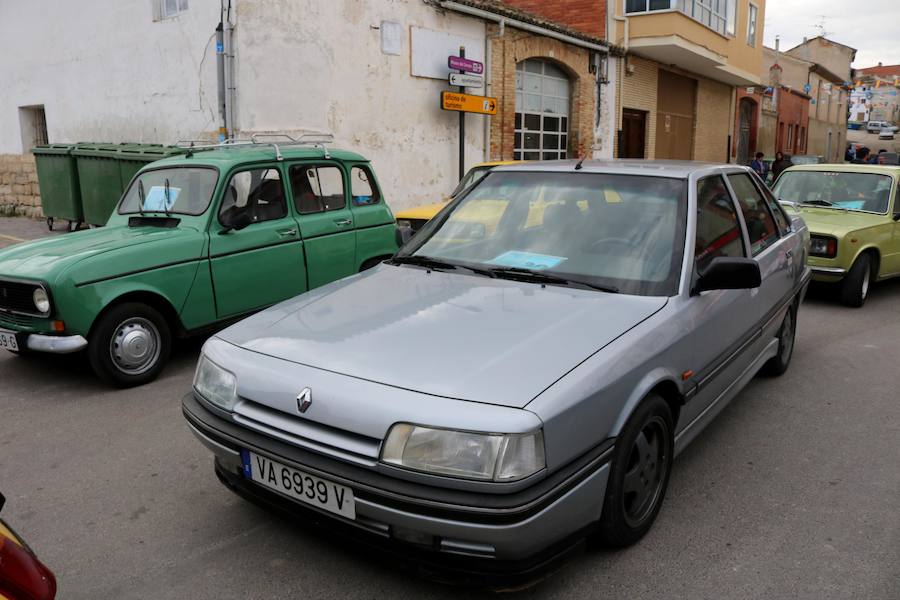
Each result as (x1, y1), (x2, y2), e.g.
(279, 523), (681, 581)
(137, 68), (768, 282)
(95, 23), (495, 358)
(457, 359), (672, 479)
(183, 160), (810, 572)
(866, 121), (897, 133)
(773, 164), (900, 306)
(0, 143), (398, 387)
(394, 161), (518, 235)
(0, 493), (56, 600)
(878, 128), (895, 140)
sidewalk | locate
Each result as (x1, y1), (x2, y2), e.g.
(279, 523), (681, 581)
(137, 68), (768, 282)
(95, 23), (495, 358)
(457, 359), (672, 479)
(0, 216), (61, 250)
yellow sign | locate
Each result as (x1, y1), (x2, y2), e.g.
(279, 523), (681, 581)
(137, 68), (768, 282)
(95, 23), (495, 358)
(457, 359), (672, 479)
(441, 91), (498, 115)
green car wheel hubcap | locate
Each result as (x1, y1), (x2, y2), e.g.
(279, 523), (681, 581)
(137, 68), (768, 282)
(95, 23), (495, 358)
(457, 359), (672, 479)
(109, 318), (160, 375)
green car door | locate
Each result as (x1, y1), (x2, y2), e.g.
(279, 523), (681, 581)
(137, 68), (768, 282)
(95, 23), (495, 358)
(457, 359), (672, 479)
(287, 161), (357, 289)
(209, 165), (308, 318)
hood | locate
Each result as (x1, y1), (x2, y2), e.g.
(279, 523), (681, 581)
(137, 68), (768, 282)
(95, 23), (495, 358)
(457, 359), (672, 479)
(785, 206), (887, 236)
(217, 265), (668, 408)
(0, 224), (204, 283)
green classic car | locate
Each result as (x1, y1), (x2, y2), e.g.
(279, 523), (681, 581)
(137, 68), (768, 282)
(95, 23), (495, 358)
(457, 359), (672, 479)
(0, 144), (398, 386)
(773, 164), (900, 307)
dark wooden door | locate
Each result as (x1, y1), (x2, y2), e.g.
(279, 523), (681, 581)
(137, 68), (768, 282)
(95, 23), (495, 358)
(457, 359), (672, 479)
(656, 70), (696, 160)
(621, 109), (647, 159)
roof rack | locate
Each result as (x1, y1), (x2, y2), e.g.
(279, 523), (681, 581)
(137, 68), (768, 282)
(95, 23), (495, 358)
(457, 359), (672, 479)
(172, 133), (335, 161)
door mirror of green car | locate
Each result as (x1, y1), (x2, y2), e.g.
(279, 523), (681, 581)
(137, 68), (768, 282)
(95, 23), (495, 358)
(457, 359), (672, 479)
(220, 208), (253, 233)
(694, 257), (762, 294)
(893, 211), (900, 222)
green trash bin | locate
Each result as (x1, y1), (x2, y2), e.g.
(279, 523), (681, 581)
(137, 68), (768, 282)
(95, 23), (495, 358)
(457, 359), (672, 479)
(117, 145), (187, 188)
(73, 143), (126, 226)
(32, 143), (83, 231)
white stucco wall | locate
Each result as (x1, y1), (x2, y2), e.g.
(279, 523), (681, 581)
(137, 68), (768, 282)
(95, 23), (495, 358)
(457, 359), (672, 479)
(0, 0), (488, 209)
(0, 0), (222, 151)
(233, 0), (487, 210)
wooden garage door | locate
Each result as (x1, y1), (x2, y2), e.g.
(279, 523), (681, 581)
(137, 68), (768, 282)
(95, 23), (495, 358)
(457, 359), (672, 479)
(656, 70), (696, 160)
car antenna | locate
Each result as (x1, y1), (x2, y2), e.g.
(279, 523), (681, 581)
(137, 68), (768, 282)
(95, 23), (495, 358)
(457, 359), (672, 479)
(574, 156), (586, 171)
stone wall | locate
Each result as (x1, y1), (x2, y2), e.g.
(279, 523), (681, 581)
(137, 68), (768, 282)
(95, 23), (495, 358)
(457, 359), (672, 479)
(0, 154), (42, 219)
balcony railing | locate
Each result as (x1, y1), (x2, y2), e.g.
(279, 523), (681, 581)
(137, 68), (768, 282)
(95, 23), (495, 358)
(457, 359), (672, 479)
(625, 0), (737, 38)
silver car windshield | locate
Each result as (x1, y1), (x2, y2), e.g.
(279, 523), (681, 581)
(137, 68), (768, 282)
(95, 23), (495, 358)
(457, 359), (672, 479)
(774, 171), (894, 214)
(403, 171), (687, 296)
(119, 167), (218, 216)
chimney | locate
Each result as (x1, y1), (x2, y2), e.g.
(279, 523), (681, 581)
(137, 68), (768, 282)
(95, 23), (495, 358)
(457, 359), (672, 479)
(878, 62), (883, 67)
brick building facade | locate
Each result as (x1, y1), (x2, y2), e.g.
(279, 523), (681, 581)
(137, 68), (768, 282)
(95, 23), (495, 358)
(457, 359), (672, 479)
(502, 0), (605, 38)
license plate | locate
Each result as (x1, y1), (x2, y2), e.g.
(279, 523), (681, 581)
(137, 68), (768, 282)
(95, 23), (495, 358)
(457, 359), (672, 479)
(242, 450), (355, 520)
(0, 329), (19, 352)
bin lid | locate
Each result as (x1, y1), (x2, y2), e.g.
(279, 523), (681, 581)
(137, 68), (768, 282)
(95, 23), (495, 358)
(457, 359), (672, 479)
(32, 143), (78, 156)
(72, 143), (122, 158)
(118, 144), (188, 162)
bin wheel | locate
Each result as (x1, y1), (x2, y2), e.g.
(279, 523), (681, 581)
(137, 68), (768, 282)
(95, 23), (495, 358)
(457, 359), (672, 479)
(46, 217), (54, 231)
(67, 221), (81, 233)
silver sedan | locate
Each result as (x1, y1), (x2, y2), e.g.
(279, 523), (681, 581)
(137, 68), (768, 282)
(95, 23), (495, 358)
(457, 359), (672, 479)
(183, 160), (810, 572)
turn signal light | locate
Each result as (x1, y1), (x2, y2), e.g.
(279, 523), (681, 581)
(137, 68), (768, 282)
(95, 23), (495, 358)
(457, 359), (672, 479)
(51, 320), (65, 332)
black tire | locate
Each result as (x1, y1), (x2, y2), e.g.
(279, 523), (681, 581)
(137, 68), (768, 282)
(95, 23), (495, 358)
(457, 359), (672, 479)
(88, 302), (171, 388)
(594, 394), (674, 548)
(840, 253), (873, 308)
(760, 302), (797, 377)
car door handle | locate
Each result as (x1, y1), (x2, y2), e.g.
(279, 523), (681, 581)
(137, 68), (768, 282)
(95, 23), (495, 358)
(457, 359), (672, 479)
(334, 219), (353, 227)
(276, 228), (298, 237)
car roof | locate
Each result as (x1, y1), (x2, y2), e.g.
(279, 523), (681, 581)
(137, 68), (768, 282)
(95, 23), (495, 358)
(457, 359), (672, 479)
(493, 159), (741, 178)
(783, 163), (900, 175)
(149, 145), (368, 169)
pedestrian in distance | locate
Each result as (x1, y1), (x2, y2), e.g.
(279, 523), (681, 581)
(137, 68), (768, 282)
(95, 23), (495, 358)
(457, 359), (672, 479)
(750, 152), (769, 181)
(771, 151), (792, 181)
(852, 147), (871, 164)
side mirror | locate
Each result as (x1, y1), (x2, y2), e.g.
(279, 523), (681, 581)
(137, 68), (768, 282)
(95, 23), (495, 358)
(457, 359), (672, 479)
(694, 257), (761, 294)
(220, 208), (253, 233)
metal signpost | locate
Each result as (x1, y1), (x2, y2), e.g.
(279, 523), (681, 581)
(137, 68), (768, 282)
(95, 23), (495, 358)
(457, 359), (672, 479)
(444, 48), (495, 180)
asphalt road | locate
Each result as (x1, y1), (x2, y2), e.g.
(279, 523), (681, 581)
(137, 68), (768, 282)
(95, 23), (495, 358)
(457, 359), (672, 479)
(1, 220), (899, 599)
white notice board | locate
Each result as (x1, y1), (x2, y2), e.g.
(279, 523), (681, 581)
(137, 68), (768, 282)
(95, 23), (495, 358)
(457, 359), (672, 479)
(410, 26), (485, 80)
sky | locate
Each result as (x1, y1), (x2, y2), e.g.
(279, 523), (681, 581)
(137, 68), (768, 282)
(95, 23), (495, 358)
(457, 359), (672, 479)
(763, 0), (900, 69)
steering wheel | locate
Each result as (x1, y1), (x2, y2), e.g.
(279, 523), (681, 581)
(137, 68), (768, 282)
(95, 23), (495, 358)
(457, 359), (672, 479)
(589, 237), (641, 254)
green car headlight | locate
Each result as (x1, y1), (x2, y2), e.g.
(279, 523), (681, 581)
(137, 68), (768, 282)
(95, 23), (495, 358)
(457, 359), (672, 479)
(32, 288), (50, 315)
(193, 355), (238, 411)
(381, 424), (546, 482)
(809, 235), (837, 258)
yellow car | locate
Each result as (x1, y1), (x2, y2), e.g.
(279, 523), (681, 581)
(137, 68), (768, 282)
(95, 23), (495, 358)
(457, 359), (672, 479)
(773, 164), (900, 307)
(395, 161), (519, 234)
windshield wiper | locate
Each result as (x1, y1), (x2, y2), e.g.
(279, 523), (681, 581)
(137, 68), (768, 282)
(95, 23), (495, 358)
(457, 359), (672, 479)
(137, 180), (146, 216)
(800, 199), (834, 207)
(487, 267), (619, 293)
(389, 255), (494, 277)
(164, 178), (172, 217)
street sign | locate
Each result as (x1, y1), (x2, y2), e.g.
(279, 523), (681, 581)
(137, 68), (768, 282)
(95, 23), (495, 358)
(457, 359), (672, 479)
(441, 91), (497, 115)
(449, 73), (484, 88)
(448, 55), (484, 74)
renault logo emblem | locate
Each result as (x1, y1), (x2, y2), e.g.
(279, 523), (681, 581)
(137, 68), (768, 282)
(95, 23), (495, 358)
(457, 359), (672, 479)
(296, 387), (312, 413)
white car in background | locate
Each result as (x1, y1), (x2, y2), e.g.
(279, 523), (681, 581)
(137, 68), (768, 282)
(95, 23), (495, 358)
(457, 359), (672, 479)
(878, 128), (895, 140)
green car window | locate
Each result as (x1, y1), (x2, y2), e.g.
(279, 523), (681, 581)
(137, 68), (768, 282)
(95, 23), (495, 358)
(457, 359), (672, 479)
(219, 168), (287, 225)
(290, 165), (346, 214)
(774, 171), (894, 214)
(119, 167), (217, 216)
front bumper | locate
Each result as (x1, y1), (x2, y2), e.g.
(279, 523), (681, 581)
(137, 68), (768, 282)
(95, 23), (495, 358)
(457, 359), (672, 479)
(26, 334), (87, 354)
(810, 265), (846, 281)
(182, 392), (612, 567)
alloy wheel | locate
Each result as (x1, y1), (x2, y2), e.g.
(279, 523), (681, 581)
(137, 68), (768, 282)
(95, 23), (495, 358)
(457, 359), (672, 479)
(622, 416), (670, 528)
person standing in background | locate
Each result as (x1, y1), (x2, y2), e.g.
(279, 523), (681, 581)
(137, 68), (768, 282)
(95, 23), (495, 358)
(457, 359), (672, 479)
(852, 147), (871, 164)
(750, 152), (768, 181)
(771, 151), (791, 181)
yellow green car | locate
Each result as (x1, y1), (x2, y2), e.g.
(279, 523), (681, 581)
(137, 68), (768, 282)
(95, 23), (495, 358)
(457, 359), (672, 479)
(394, 161), (518, 234)
(773, 164), (900, 307)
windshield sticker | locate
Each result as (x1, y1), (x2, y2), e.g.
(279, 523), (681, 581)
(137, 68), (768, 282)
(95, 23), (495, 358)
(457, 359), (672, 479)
(489, 251), (567, 270)
(833, 200), (865, 210)
(143, 186), (181, 211)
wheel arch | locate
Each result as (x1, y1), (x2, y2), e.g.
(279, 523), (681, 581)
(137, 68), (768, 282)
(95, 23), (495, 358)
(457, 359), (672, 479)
(88, 289), (185, 339)
(611, 369), (685, 438)
(855, 245), (881, 277)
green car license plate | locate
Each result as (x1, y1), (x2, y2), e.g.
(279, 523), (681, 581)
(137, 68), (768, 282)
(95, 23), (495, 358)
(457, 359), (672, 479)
(0, 329), (19, 352)
(241, 450), (356, 519)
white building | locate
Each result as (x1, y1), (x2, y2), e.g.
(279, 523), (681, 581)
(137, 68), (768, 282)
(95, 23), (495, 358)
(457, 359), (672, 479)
(0, 0), (617, 214)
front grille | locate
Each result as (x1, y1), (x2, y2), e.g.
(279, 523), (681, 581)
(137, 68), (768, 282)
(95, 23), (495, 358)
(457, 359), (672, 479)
(0, 279), (42, 316)
(0, 311), (39, 331)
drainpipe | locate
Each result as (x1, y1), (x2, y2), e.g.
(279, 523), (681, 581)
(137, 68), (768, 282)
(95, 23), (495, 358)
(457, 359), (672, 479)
(223, 2), (236, 140)
(216, 21), (227, 141)
(484, 19), (505, 161)
(612, 11), (629, 158)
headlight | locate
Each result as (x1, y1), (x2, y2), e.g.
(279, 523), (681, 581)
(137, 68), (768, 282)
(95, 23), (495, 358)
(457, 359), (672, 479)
(193, 355), (238, 411)
(809, 235), (837, 258)
(381, 424), (545, 482)
(32, 288), (50, 314)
